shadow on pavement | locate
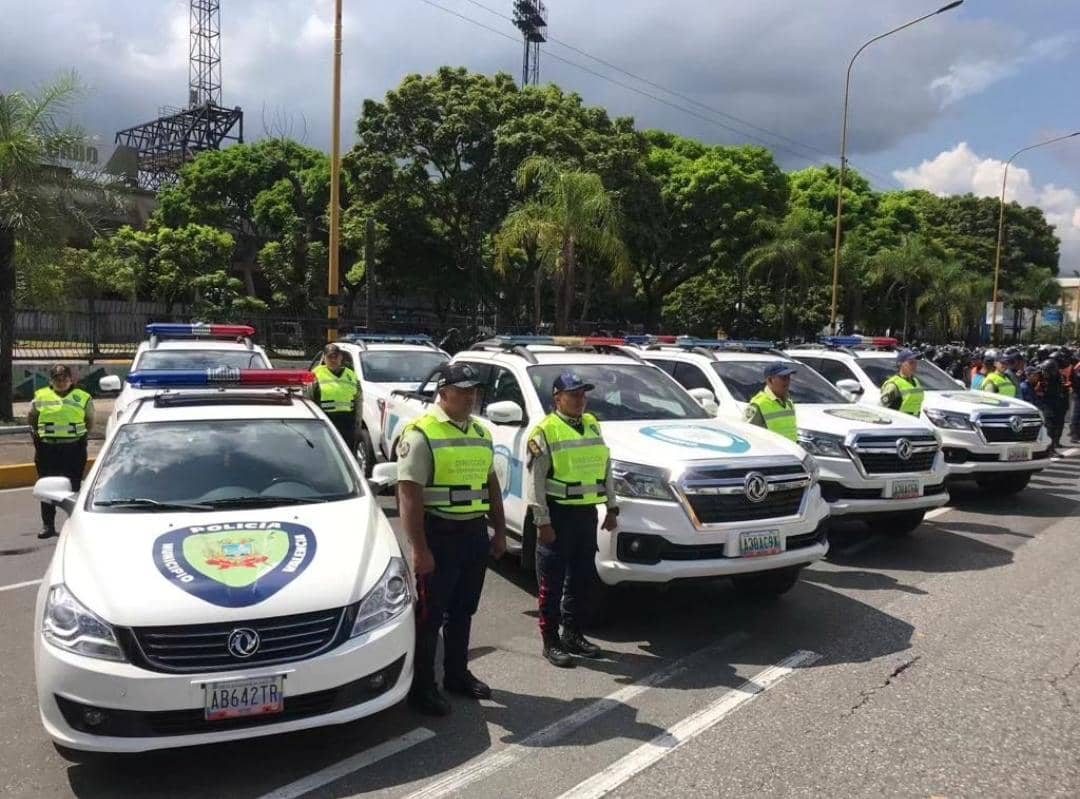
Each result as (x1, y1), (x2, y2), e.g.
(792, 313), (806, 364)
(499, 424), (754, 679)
(828, 525), (1015, 574)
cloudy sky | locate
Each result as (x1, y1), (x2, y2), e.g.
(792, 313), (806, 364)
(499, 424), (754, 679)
(3, 0), (1078, 264)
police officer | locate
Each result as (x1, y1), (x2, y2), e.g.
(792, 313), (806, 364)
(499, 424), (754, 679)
(744, 363), (798, 441)
(526, 371), (618, 668)
(29, 365), (93, 539)
(981, 351), (1019, 397)
(396, 363), (507, 715)
(880, 349), (925, 416)
(311, 343), (361, 454)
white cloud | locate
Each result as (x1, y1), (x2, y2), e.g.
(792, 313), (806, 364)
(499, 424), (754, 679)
(894, 142), (1080, 268)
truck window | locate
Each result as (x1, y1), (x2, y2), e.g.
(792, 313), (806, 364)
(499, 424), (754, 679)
(672, 362), (713, 392)
(485, 367), (527, 414)
(813, 358), (858, 386)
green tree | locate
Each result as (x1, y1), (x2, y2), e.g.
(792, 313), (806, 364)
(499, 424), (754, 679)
(915, 261), (988, 341)
(1008, 266), (1061, 337)
(864, 234), (936, 342)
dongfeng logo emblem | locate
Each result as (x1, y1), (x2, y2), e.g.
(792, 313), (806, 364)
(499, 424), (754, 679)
(1009, 415), (1023, 434)
(227, 628), (260, 658)
(896, 438), (913, 461)
(744, 471), (769, 503)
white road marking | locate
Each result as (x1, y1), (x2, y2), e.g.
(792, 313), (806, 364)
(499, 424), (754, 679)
(256, 727), (436, 799)
(557, 649), (821, 799)
(1063, 447), (1079, 457)
(401, 632), (749, 799)
(0, 578), (42, 594)
(925, 507), (951, 520)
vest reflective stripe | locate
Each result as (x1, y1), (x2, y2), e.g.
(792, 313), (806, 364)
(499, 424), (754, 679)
(408, 413), (493, 515)
(313, 365), (359, 413)
(883, 375), (925, 416)
(533, 413), (609, 506)
(34, 388), (90, 440)
(749, 391), (798, 442)
(982, 372), (1017, 398)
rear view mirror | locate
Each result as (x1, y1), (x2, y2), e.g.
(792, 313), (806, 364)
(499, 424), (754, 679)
(955, 379), (965, 388)
(369, 462), (398, 496)
(98, 375), (122, 393)
(34, 477), (77, 515)
(486, 401), (524, 426)
(836, 379), (864, 396)
(688, 388), (719, 415)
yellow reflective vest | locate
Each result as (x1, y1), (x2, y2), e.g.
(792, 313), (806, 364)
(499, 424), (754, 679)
(313, 365), (359, 413)
(406, 412), (493, 515)
(533, 412), (610, 506)
(34, 387), (91, 440)
(749, 390), (798, 442)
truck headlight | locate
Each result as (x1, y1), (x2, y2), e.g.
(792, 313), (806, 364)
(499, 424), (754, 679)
(801, 454), (820, 485)
(611, 460), (675, 501)
(42, 584), (126, 662)
(925, 409), (972, 430)
(797, 430), (849, 459)
(351, 557), (412, 638)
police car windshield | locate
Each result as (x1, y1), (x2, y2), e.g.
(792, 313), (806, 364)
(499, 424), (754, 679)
(360, 351), (448, 383)
(89, 419), (360, 511)
(529, 364), (709, 421)
(860, 359), (959, 391)
(134, 350), (270, 370)
(712, 361), (849, 404)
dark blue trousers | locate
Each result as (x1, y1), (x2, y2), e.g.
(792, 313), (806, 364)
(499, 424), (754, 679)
(536, 503), (599, 637)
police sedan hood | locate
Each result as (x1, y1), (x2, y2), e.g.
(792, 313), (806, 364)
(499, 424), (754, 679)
(58, 498), (399, 627)
(603, 417), (807, 467)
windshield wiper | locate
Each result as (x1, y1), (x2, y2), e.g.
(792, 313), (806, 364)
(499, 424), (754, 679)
(200, 495), (330, 508)
(94, 498), (213, 511)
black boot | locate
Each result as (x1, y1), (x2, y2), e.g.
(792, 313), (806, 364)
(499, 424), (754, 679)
(542, 635), (574, 668)
(408, 683), (451, 716)
(561, 629), (601, 658)
(37, 525), (57, 540)
(444, 670), (492, 700)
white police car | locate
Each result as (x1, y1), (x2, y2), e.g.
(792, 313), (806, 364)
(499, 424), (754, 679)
(381, 336), (830, 598)
(638, 339), (949, 535)
(309, 334), (449, 475)
(785, 337), (1051, 495)
(100, 324), (272, 437)
(33, 369), (412, 754)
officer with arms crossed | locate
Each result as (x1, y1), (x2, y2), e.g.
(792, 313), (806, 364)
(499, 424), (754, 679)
(880, 349), (925, 416)
(527, 372), (618, 668)
(311, 343), (361, 453)
(396, 363), (507, 715)
(29, 365), (93, 539)
(744, 362), (798, 441)
(981, 351), (1019, 397)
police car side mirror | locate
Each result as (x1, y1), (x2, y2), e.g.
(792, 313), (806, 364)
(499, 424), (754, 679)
(955, 379), (965, 388)
(687, 388), (719, 415)
(98, 375), (122, 393)
(34, 477), (77, 515)
(836, 379), (864, 396)
(369, 463), (398, 495)
(486, 401), (524, 426)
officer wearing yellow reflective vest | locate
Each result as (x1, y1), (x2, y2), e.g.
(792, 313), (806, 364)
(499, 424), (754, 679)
(880, 348), (925, 416)
(981, 351), (1020, 397)
(744, 362), (798, 442)
(396, 363), (507, 716)
(526, 371), (619, 668)
(311, 343), (361, 454)
(29, 364), (93, 539)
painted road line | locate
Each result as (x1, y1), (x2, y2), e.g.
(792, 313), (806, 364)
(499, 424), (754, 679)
(557, 649), (821, 799)
(256, 727), (436, 799)
(401, 632), (750, 799)
(925, 507), (951, 520)
(1063, 447), (1079, 457)
(0, 578), (42, 594)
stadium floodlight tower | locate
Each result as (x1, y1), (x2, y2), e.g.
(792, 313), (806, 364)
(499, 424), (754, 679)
(513, 0), (548, 87)
(114, 0), (243, 190)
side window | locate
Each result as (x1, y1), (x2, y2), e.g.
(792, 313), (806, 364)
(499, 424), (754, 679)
(814, 358), (857, 385)
(650, 359), (678, 376)
(672, 362), (714, 392)
(485, 366), (526, 414)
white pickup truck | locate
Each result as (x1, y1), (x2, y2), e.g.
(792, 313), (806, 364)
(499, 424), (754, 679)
(379, 336), (831, 599)
(785, 338), (1051, 494)
(636, 339), (949, 536)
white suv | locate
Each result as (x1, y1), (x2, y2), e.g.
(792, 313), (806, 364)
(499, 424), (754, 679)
(786, 340), (1051, 494)
(309, 334), (449, 475)
(639, 340), (949, 535)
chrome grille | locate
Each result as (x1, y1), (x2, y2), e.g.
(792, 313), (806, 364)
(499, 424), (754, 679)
(678, 462), (808, 526)
(126, 607), (351, 674)
(975, 413), (1042, 443)
(850, 434), (939, 475)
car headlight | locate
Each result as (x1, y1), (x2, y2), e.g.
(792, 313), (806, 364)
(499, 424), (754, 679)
(801, 454), (820, 485)
(42, 584), (126, 662)
(797, 430), (849, 459)
(924, 409), (972, 430)
(351, 557), (412, 638)
(611, 460), (675, 501)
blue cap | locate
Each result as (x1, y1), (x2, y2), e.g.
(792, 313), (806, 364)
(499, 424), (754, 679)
(553, 371), (595, 393)
(436, 363), (484, 390)
(764, 362), (797, 379)
(896, 348), (922, 364)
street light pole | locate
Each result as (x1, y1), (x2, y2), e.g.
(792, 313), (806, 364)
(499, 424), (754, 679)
(1073, 270), (1080, 342)
(991, 131), (1080, 345)
(327, 0), (344, 343)
(830, 1), (963, 336)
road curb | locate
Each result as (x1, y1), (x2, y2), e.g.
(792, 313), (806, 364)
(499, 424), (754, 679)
(0, 459), (96, 490)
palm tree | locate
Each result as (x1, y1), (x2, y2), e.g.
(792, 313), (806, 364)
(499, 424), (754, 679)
(916, 261), (988, 340)
(1008, 266), (1062, 338)
(0, 73), (92, 419)
(743, 209), (830, 338)
(495, 157), (628, 334)
(864, 234), (933, 342)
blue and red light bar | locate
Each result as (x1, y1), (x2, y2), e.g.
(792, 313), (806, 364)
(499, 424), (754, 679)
(624, 335), (679, 345)
(677, 338), (777, 350)
(126, 369), (315, 389)
(345, 333), (433, 344)
(820, 335), (898, 348)
(146, 323), (255, 339)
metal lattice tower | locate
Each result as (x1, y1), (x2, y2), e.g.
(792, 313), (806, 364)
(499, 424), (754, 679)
(513, 0), (547, 87)
(115, 0), (243, 190)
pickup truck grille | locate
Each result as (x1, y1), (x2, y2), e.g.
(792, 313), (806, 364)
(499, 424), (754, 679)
(975, 414), (1043, 443)
(849, 434), (939, 475)
(678, 463), (808, 526)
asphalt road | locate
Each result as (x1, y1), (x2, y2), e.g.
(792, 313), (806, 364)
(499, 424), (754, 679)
(1, 454), (1078, 798)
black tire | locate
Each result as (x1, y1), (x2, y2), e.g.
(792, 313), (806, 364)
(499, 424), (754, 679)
(357, 428), (376, 478)
(974, 472), (1031, 495)
(732, 565), (802, 597)
(876, 509), (926, 536)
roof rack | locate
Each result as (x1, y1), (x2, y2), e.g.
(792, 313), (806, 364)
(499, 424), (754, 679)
(467, 336), (645, 364)
(153, 391), (297, 409)
(145, 323), (255, 351)
(342, 333), (439, 351)
(643, 337), (787, 359)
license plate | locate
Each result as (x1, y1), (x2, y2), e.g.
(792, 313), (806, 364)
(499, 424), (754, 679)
(204, 675), (284, 721)
(886, 478), (922, 500)
(739, 530), (783, 558)
(1005, 447), (1031, 462)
